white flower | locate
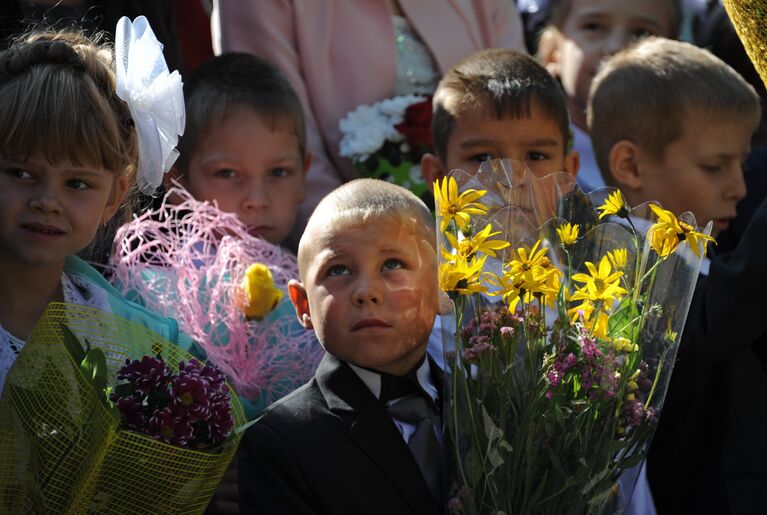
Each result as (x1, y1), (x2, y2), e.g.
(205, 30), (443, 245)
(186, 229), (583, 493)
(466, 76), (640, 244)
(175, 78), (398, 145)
(338, 94), (427, 162)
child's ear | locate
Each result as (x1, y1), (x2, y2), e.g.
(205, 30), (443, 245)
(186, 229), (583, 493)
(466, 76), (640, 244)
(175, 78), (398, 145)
(609, 140), (643, 190)
(421, 153), (446, 192)
(563, 150), (580, 178)
(288, 279), (313, 329)
(101, 174), (130, 224)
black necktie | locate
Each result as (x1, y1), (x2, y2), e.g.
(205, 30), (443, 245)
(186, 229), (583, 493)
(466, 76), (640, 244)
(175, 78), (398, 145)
(385, 391), (443, 502)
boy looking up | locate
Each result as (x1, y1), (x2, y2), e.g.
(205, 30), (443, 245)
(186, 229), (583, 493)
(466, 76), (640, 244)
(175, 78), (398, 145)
(238, 179), (443, 515)
(588, 37), (762, 513)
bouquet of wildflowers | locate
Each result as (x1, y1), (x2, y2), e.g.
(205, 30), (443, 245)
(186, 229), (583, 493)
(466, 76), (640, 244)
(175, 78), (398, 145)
(436, 160), (711, 514)
(338, 94), (433, 200)
(0, 303), (246, 514)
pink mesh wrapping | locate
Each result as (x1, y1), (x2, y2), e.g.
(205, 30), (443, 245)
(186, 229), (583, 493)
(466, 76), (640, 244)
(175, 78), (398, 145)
(108, 188), (323, 402)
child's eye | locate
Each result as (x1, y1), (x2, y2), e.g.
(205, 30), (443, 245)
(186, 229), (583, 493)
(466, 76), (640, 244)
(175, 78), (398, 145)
(270, 167), (290, 178)
(66, 179), (90, 190)
(327, 264), (350, 276)
(581, 21), (606, 33)
(382, 258), (403, 271)
(632, 28), (654, 40)
(525, 151), (549, 162)
(701, 164), (723, 174)
(214, 168), (238, 179)
(468, 153), (494, 163)
(4, 167), (32, 180)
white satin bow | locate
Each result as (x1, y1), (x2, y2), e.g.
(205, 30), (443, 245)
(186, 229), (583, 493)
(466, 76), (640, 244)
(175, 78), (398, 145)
(115, 16), (185, 195)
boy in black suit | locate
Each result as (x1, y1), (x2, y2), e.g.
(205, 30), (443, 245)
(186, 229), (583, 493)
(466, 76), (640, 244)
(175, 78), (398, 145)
(238, 178), (444, 515)
(588, 37), (764, 514)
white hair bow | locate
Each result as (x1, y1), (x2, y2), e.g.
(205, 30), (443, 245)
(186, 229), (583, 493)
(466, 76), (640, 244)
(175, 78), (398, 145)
(115, 16), (185, 195)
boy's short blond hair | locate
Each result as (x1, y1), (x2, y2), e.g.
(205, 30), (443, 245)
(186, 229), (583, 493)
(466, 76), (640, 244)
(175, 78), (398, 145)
(297, 179), (435, 277)
(432, 48), (571, 162)
(588, 37), (760, 185)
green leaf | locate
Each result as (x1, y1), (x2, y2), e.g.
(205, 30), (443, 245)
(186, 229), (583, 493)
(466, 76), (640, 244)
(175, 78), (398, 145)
(87, 349), (108, 392)
(464, 447), (483, 485)
(111, 382), (136, 399)
(60, 324), (86, 364)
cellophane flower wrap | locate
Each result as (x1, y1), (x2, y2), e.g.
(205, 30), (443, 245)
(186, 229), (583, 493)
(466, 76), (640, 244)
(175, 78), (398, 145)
(437, 160), (712, 514)
(109, 188), (323, 418)
(338, 94), (433, 201)
(0, 303), (246, 514)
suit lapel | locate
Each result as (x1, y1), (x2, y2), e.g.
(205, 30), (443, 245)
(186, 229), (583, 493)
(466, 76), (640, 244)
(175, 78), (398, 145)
(316, 354), (440, 514)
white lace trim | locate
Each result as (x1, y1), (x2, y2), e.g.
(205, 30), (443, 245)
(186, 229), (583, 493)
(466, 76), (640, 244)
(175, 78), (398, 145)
(0, 273), (112, 396)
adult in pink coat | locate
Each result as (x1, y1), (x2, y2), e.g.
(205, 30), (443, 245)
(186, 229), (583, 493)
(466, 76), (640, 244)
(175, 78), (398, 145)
(212, 0), (526, 244)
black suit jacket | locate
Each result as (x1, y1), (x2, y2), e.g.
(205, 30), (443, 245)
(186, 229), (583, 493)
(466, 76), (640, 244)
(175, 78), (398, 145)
(648, 196), (767, 514)
(238, 353), (443, 515)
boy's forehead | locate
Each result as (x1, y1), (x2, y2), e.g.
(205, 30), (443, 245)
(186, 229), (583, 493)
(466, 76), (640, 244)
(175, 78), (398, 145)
(304, 211), (427, 254)
(450, 102), (566, 148)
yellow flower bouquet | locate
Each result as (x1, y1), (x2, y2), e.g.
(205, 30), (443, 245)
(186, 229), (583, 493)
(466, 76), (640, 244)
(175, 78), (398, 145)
(0, 303), (246, 514)
(437, 160), (711, 514)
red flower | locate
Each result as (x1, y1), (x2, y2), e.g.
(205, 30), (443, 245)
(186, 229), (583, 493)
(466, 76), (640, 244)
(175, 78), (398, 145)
(394, 97), (433, 156)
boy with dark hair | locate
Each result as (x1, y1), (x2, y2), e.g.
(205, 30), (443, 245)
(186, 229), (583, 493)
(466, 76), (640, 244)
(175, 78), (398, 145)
(423, 47), (578, 185)
(588, 36), (764, 513)
(238, 179), (444, 515)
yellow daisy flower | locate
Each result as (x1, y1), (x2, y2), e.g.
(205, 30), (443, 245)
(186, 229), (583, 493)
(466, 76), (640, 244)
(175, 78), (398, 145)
(606, 248), (628, 270)
(445, 223), (510, 258)
(439, 254), (488, 295)
(505, 240), (552, 277)
(597, 190), (630, 220)
(556, 223), (579, 246)
(570, 255), (628, 305)
(499, 240), (562, 310)
(434, 176), (489, 233)
(648, 204), (716, 258)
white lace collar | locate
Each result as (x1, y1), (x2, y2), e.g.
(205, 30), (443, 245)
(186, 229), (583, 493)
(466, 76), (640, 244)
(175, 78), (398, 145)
(0, 272), (112, 396)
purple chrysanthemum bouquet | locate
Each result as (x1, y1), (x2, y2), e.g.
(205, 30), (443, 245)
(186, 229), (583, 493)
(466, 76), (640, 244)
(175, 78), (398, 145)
(111, 357), (233, 448)
(0, 304), (245, 514)
(436, 160), (711, 514)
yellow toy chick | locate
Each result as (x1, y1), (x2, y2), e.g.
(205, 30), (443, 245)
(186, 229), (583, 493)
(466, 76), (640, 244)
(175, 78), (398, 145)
(241, 263), (283, 321)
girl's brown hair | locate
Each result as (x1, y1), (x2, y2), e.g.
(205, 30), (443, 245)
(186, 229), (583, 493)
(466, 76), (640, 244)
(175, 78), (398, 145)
(0, 30), (137, 178)
(0, 31), (140, 266)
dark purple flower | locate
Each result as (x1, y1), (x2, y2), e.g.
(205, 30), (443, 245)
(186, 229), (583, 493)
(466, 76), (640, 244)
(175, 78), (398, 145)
(115, 396), (145, 431)
(622, 399), (645, 427)
(197, 363), (228, 395)
(580, 334), (601, 361)
(207, 399), (234, 444)
(118, 356), (170, 395)
(148, 407), (194, 447)
(462, 341), (495, 363)
(170, 373), (211, 422)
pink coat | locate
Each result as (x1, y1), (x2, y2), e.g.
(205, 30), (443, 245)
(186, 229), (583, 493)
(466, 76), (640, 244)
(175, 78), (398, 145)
(212, 0), (526, 236)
